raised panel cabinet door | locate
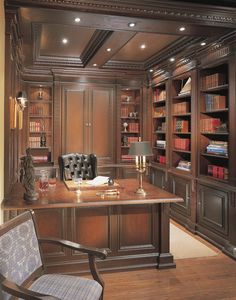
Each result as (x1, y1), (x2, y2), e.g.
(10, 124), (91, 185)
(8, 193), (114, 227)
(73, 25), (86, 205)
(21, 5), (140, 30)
(169, 175), (191, 217)
(90, 87), (114, 163)
(197, 184), (229, 236)
(62, 88), (88, 153)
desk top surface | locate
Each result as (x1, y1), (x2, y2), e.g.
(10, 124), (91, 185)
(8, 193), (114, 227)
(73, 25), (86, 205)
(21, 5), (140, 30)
(3, 179), (183, 210)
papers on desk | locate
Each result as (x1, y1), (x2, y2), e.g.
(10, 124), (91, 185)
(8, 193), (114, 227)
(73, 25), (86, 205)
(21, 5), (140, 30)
(86, 176), (109, 186)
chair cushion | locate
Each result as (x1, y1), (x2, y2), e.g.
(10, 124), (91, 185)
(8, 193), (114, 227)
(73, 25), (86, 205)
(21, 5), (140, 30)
(29, 274), (103, 300)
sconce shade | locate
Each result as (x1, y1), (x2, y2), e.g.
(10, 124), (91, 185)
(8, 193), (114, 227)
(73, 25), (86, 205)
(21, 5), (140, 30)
(128, 141), (153, 156)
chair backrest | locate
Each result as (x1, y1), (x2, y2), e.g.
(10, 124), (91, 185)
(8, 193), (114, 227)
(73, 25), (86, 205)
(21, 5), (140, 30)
(58, 153), (97, 180)
(0, 211), (43, 300)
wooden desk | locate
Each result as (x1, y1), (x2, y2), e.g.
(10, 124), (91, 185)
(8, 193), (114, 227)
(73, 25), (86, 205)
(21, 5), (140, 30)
(3, 179), (183, 273)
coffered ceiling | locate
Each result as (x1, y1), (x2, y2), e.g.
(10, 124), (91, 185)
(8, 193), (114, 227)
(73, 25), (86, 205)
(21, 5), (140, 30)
(14, 1), (236, 73)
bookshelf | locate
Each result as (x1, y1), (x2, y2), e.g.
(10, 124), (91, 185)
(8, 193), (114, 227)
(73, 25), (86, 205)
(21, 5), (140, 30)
(120, 88), (141, 163)
(27, 84), (53, 165)
(152, 82), (167, 165)
(199, 63), (229, 181)
(170, 75), (192, 173)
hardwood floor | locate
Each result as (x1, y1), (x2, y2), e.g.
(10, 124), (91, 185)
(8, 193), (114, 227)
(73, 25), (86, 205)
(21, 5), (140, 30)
(103, 254), (236, 299)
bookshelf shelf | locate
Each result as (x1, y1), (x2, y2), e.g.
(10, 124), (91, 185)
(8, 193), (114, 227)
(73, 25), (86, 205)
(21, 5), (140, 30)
(173, 132), (191, 135)
(200, 84), (228, 93)
(201, 153), (228, 159)
(172, 113), (191, 117)
(200, 132), (229, 135)
(173, 149), (191, 154)
(201, 108), (229, 114)
(152, 82), (167, 165)
(173, 93), (191, 99)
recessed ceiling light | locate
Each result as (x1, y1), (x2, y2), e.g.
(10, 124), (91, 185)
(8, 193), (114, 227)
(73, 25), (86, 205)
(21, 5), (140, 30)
(179, 26), (186, 32)
(140, 44), (146, 49)
(201, 42), (206, 46)
(128, 22), (136, 28)
(106, 48), (112, 52)
(93, 63), (97, 67)
(170, 57), (175, 62)
(74, 17), (81, 23)
(62, 38), (68, 44)
(149, 69), (154, 73)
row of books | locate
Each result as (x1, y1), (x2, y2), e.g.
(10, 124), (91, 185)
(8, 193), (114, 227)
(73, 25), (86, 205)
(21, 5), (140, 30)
(153, 89), (166, 102)
(174, 119), (189, 132)
(206, 140), (228, 157)
(30, 104), (51, 115)
(173, 102), (190, 114)
(202, 73), (226, 89)
(200, 118), (221, 133)
(204, 94), (226, 111)
(29, 137), (41, 148)
(174, 138), (190, 151)
(156, 140), (166, 149)
(29, 121), (42, 132)
(126, 136), (139, 146)
(124, 122), (139, 132)
(176, 160), (191, 171)
(153, 107), (166, 117)
(207, 165), (228, 180)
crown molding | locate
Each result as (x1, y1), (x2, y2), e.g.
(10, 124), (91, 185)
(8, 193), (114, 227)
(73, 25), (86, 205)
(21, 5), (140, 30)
(5, 0), (236, 28)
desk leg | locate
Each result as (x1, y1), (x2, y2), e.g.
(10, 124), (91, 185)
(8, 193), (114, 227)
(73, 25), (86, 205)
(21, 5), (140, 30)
(157, 203), (176, 269)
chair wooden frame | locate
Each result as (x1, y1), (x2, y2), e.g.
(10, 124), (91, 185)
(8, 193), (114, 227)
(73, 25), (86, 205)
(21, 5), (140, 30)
(0, 210), (107, 300)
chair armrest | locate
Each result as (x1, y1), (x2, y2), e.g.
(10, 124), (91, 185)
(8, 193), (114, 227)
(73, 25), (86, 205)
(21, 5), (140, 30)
(39, 237), (107, 259)
(0, 274), (60, 300)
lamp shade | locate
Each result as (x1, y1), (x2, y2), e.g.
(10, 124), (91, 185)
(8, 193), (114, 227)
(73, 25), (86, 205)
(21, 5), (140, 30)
(128, 141), (153, 156)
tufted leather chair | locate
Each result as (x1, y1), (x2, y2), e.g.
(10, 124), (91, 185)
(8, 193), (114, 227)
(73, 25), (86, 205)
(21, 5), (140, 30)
(58, 153), (97, 180)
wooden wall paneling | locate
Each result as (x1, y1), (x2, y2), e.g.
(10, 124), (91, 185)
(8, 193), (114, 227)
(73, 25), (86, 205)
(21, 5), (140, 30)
(34, 208), (68, 259)
(117, 204), (155, 250)
(150, 166), (166, 190)
(53, 80), (62, 163)
(197, 184), (229, 237)
(90, 86), (114, 163)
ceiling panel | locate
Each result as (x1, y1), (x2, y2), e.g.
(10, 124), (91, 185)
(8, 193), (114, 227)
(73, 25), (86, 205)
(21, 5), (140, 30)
(112, 33), (180, 62)
(40, 24), (96, 57)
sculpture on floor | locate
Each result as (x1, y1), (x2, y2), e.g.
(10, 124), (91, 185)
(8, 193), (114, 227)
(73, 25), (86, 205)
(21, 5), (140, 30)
(20, 148), (39, 201)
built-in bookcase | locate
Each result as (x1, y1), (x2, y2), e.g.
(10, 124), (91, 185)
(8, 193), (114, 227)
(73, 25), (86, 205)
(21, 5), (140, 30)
(152, 82), (167, 165)
(120, 88), (141, 163)
(199, 63), (229, 181)
(171, 75), (192, 173)
(27, 84), (53, 165)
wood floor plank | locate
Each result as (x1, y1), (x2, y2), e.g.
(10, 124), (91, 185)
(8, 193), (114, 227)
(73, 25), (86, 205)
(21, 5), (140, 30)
(103, 254), (236, 299)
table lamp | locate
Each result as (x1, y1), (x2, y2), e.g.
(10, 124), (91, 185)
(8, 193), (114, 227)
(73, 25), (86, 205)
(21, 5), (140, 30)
(128, 140), (153, 195)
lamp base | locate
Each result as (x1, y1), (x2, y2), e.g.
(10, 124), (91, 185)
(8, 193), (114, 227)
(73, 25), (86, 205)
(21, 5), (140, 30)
(136, 188), (146, 196)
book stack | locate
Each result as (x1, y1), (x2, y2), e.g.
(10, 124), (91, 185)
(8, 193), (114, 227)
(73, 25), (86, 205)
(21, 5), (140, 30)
(156, 140), (166, 149)
(176, 160), (191, 171)
(158, 155), (166, 164)
(200, 118), (221, 132)
(153, 107), (166, 117)
(204, 94), (226, 111)
(174, 119), (189, 132)
(128, 122), (139, 132)
(178, 77), (191, 95)
(208, 165), (228, 180)
(32, 155), (48, 163)
(202, 73), (226, 89)
(173, 102), (190, 114)
(121, 155), (135, 161)
(174, 138), (190, 151)
(206, 140), (228, 156)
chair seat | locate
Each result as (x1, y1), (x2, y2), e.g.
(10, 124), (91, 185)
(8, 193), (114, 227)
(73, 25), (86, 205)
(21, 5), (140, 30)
(29, 274), (103, 300)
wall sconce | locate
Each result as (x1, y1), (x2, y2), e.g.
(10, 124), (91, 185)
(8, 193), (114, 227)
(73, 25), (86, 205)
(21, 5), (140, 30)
(128, 139), (153, 195)
(16, 91), (27, 111)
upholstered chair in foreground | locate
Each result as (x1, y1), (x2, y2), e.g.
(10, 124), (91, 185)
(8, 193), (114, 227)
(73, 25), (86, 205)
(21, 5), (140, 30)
(0, 210), (107, 300)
